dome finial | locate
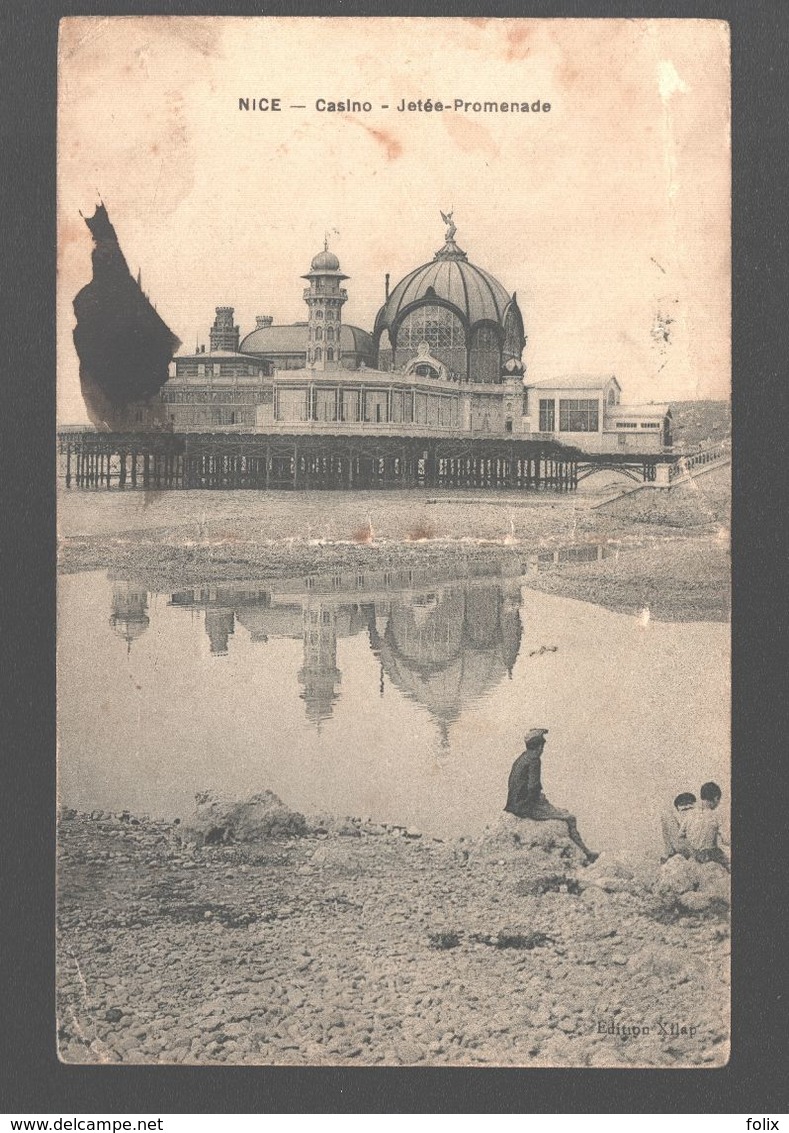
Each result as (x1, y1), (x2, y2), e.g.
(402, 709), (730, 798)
(435, 208), (467, 261)
(440, 208), (457, 244)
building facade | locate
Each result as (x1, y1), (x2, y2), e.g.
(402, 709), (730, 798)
(524, 376), (672, 453)
(135, 216), (670, 455)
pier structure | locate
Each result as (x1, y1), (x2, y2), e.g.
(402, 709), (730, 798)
(57, 429), (672, 492)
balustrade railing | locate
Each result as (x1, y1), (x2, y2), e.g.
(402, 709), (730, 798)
(669, 442), (729, 481)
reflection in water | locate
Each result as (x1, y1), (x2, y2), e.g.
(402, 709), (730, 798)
(63, 540), (728, 849)
(371, 583), (521, 747)
(113, 556), (524, 735)
(109, 582), (150, 651)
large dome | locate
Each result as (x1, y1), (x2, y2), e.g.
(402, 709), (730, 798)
(376, 256), (513, 333)
(374, 223), (525, 384)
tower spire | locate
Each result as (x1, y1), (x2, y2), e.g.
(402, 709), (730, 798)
(302, 243), (349, 372)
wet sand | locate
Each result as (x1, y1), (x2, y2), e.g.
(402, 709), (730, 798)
(58, 484), (729, 622)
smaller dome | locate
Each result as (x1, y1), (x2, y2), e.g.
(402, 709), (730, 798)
(311, 249), (340, 272)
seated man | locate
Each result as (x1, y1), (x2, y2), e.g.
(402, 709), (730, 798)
(504, 728), (598, 862)
(660, 791), (697, 863)
(679, 781), (730, 870)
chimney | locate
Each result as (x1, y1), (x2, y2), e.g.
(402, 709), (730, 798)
(385, 273), (390, 300)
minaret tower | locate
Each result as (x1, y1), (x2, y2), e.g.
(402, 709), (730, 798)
(302, 239), (348, 371)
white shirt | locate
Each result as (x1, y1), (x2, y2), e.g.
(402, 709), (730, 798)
(679, 805), (724, 852)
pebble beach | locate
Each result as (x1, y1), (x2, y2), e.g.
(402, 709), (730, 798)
(57, 805), (730, 1068)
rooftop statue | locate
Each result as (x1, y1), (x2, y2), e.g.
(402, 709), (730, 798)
(440, 209), (457, 243)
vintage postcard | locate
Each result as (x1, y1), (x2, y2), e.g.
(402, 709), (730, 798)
(56, 17), (731, 1068)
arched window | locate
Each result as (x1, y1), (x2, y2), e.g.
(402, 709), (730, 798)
(316, 326), (323, 340)
(326, 325), (334, 342)
(327, 347), (334, 361)
(395, 304), (466, 376)
(315, 347), (322, 361)
(316, 309), (323, 319)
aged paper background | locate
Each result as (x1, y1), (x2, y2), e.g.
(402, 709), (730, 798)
(57, 17), (729, 422)
(56, 17), (731, 1070)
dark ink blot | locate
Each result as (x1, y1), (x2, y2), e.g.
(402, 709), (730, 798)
(72, 203), (181, 428)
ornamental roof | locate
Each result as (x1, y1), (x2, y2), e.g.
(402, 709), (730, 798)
(309, 248), (341, 272)
(375, 254), (515, 335)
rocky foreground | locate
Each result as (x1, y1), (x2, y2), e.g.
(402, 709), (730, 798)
(57, 795), (730, 1068)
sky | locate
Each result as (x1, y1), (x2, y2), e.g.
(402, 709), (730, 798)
(57, 17), (730, 423)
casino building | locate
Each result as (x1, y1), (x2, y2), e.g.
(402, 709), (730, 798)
(62, 215), (673, 493)
(154, 216), (670, 454)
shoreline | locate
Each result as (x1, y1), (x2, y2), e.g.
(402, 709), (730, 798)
(58, 529), (730, 624)
(57, 803), (730, 1068)
(57, 479), (731, 623)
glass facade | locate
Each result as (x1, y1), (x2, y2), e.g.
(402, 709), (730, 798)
(395, 304), (466, 377)
(559, 399), (599, 432)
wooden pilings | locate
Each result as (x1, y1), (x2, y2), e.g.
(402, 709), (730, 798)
(58, 431), (653, 493)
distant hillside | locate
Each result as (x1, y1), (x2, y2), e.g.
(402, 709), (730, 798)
(669, 400), (731, 451)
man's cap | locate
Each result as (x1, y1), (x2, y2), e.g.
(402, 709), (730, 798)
(524, 727), (549, 743)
